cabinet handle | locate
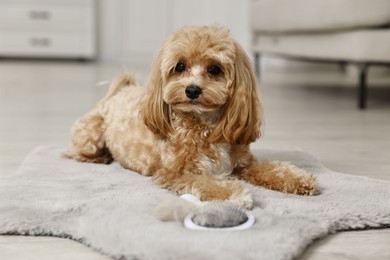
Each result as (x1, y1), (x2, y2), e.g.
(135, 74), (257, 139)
(29, 38), (51, 47)
(29, 10), (51, 20)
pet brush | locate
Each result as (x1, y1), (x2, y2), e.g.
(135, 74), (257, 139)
(180, 194), (255, 231)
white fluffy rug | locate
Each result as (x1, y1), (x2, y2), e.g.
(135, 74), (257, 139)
(1, 146), (390, 260)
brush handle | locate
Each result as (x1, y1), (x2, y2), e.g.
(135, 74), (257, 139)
(180, 194), (202, 205)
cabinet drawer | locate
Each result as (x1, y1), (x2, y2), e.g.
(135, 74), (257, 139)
(0, 3), (93, 31)
(0, 31), (95, 58)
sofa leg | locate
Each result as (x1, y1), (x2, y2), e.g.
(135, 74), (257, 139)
(254, 53), (261, 78)
(358, 64), (368, 109)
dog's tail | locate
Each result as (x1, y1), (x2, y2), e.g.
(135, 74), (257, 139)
(106, 72), (137, 99)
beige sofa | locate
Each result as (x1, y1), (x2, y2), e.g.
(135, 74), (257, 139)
(251, 0), (390, 109)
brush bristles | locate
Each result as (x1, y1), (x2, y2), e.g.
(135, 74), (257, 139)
(191, 201), (248, 228)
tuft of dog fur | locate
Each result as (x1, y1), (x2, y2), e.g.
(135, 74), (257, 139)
(65, 26), (317, 209)
(153, 196), (197, 222)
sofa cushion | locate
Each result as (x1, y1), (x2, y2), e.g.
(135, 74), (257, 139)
(252, 28), (390, 63)
(251, 0), (390, 33)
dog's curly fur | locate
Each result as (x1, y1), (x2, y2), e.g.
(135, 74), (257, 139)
(65, 26), (317, 208)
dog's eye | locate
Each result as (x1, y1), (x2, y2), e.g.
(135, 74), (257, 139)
(175, 63), (186, 73)
(208, 65), (221, 76)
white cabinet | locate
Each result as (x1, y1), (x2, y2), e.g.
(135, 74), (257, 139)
(0, 0), (96, 59)
(0, 0), (249, 62)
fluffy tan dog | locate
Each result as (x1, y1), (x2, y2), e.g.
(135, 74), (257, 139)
(65, 26), (316, 208)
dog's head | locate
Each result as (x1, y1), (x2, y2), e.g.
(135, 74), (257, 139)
(141, 26), (262, 145)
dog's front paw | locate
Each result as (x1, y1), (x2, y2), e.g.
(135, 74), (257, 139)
(229, 188), (253, 209)
(197, 180), (253, 209)
(278, 163), (318, 196)
(293, 173), (317, 196)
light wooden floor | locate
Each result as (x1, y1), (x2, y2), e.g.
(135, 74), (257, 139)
(0, 60), (389, 259)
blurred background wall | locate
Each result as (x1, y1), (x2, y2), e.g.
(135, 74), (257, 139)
(98, 0), (250, 65)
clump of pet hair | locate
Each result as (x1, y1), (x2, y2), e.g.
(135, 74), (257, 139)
(154, 195), (197, 222)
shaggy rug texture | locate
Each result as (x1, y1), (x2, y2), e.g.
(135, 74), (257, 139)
(1, 146), (390, 260)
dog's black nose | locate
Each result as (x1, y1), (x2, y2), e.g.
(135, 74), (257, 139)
(185, 85), (202, 99)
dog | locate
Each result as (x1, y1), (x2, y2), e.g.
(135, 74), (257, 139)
(65, 25), (316, 208)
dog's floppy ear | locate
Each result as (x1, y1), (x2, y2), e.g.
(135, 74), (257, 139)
(140, 46), (172, 139)
(209, 41), (262, 145)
